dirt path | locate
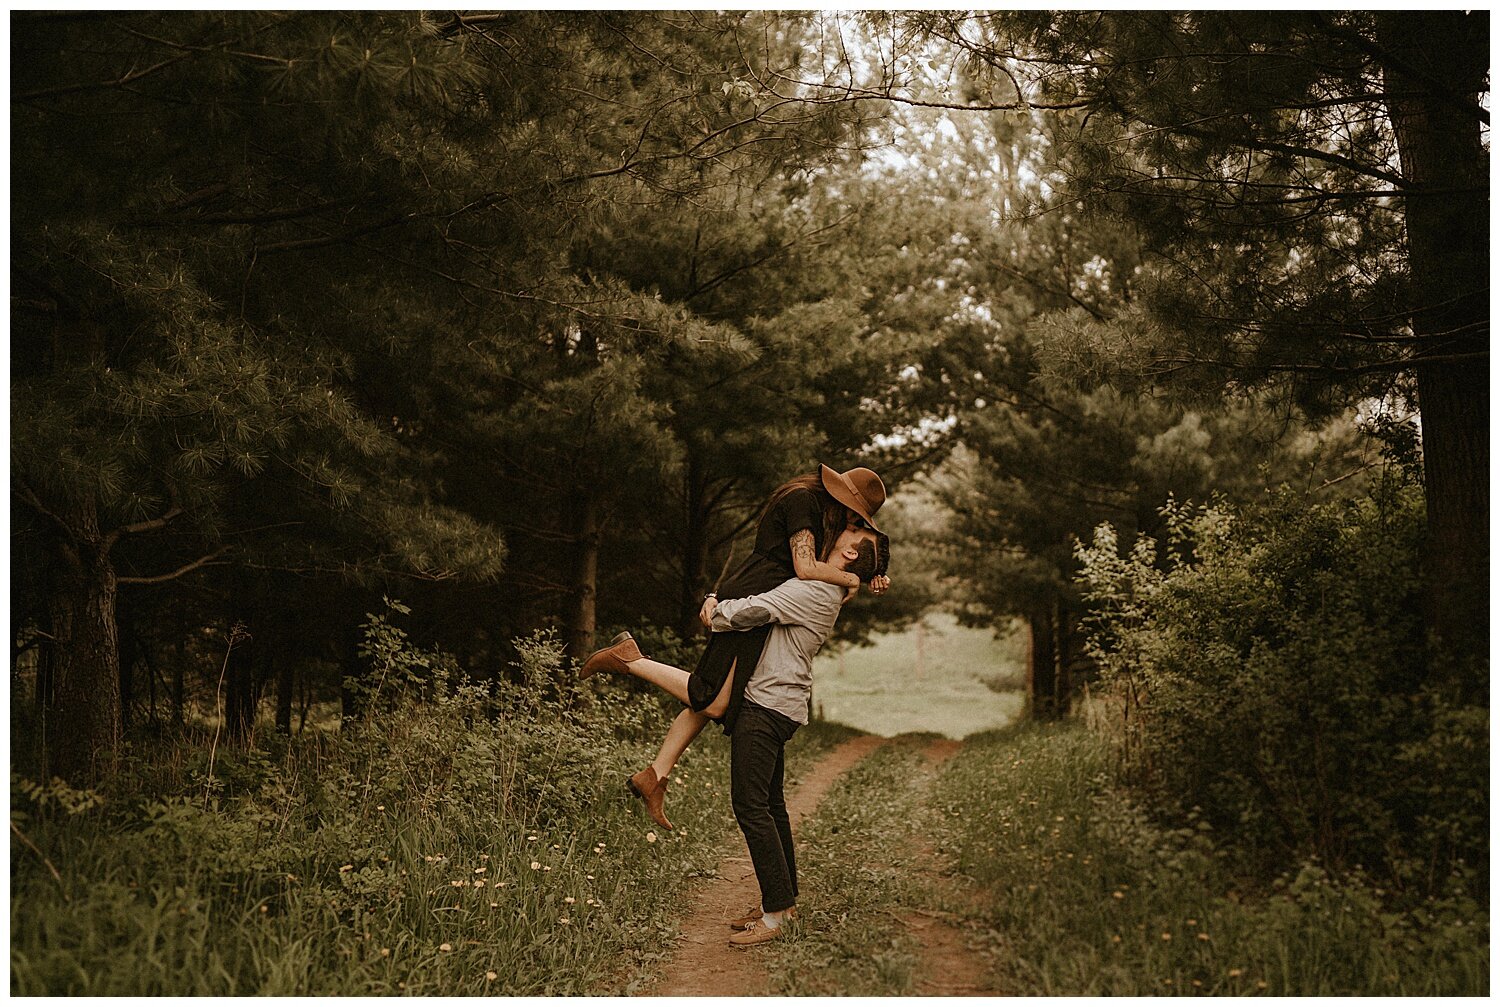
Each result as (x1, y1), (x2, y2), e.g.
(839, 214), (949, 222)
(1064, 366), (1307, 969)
(907, 737), (1003, 996)
(647, 734), (887, 997)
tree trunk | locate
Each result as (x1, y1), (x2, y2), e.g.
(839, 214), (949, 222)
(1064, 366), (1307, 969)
(566, 493), (600, 660)
(1027, 605), (1060, 719)
(224, 627), (256, 739)
(298, 661), (312, 735)
(224, 572), (259, 740)
(1379, 11), (1490, 691)
(680, 452), (710, 638)
(41, 495), (122, 783)
(171, 638), (185, 728)
(276, 653), (294, 735)
(117, 596), (137, 732)
(35, 623), (54, 716)
(1052, 598), (1073, 717)
(339, 618), (363, 725)
(146, 644), (158, 726)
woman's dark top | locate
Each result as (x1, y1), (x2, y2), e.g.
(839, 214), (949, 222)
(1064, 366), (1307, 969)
(718, 486), (828, 601)
(689, 486), (830, 733)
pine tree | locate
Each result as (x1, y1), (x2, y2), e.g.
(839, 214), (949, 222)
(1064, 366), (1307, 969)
(894, 10), (1489, 686)
(12, 11), (911, 776)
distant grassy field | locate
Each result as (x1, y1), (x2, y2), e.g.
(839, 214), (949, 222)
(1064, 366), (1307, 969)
(812, 613), (1026, 740)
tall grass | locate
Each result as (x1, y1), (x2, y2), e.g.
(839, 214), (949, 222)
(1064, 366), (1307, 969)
(11, 624), (755, 995)
(766, 734), (938, 996)
(934, 721), (1488, 996)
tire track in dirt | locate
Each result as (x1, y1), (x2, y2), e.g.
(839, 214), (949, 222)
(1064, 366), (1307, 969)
(646, 734), (887, 997)
(907, 737), (1002, 996)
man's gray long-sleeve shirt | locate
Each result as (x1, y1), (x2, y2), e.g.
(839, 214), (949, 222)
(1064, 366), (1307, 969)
(710, 578), (844, 725)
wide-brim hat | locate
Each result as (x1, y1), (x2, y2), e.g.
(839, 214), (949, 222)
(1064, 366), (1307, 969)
(819, 464), (887, 532)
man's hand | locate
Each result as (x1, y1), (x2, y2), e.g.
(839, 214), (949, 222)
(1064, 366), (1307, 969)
(870, 574), (891, 595)
(841, 582), (859, 605)
(699, 596), (718, 628)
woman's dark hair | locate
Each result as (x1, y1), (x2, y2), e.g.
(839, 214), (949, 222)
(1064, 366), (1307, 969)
(762, 473), (847, 559)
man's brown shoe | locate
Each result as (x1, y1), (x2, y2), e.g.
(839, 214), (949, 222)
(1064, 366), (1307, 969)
(626, 765), (674, 830)
(730, 904), (795, 931)
(580, 631), (643, 679)
(728, 918), (787, 947)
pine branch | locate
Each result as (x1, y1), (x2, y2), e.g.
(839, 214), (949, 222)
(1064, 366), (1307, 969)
(14, 52), (193, 102)
(11, 296), (58, 314)
(995, 261), (1112, 321)
(164, 182), (230, 211)
(135, 198), (352, 229)
(14, 481), (85, 574)
(117, 547), (231, 586)
(684, 210), (860, 303)
(253, 215), (414, 255)
(752, 62), (1096, 114)
(103, 489), (183, 550)
(1168, 124), (1411, 189)
(14, 480), (79, 545)
(701, 477), (741, 516)
(1149, 350), (1488, 379)
(1310, 12), (1489, 125)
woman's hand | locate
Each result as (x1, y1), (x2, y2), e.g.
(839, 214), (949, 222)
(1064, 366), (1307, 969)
(870, 574), (891, 595)
(699, 596), (718, 628)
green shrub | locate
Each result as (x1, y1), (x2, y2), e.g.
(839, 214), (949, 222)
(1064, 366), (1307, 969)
(1075, 480), (1486, 885)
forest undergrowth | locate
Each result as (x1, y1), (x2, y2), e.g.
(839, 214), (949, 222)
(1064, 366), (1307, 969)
(931, 721), (1488, 996)
(8, 613), (844, 996)
(11, 600), (1488, 996)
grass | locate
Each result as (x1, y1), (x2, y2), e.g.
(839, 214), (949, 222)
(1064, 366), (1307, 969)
(766, 734), (938, 996)
(750, 718), (1487, 998)
(813, 613), (1026, 739)
(16, 624), (1485, 996)
(7, 627), (859, 997)
(9, 706), (871, 995)
(12, 722), (725, 994)
(932, 720), (1490, 996)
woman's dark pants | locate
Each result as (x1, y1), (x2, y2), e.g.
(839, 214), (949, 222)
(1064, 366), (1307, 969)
(730, 701), (801, 913)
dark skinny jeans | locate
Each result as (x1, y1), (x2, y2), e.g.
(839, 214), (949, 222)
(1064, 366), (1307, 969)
(730, 700), (801, 913)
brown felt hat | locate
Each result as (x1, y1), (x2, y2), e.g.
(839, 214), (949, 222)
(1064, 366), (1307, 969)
(819, 464), (887, 532)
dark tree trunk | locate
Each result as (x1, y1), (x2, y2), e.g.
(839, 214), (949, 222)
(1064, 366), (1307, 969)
(339, 603), (370, 729)
(276, 652), (294, 735)
(565, 493), (600, 661)
(224, 628), (256, 739)
(339, 618), (363, 724)
(35, 625), (54, 716)
(145, 646), (159, 727)
(1027, 605), (1060, 719)
(117, 595), (136, 732)
(220, 621), (256, 741)
(1053, 600), (1074, 717)
(40, 494), (122, 782)
(171, 638), (185, 728)
(224, 572), (259, 739)
(680, 452), (710, 638)
(298, 660), (312, 735)
(1379, 11), (1490, 692)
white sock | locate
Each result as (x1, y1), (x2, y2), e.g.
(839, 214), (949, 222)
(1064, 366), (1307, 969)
(761, 910), (784, 930)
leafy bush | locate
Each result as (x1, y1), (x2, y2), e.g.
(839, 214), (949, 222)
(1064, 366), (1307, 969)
(1075, 480), (1487, 886)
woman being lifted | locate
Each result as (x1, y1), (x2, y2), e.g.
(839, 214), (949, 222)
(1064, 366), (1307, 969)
(579, 465), (890, 828)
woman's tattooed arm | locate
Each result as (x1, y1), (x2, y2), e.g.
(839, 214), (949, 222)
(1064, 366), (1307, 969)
(789, 529), (858, 591)
(791, 529), (816, 567)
